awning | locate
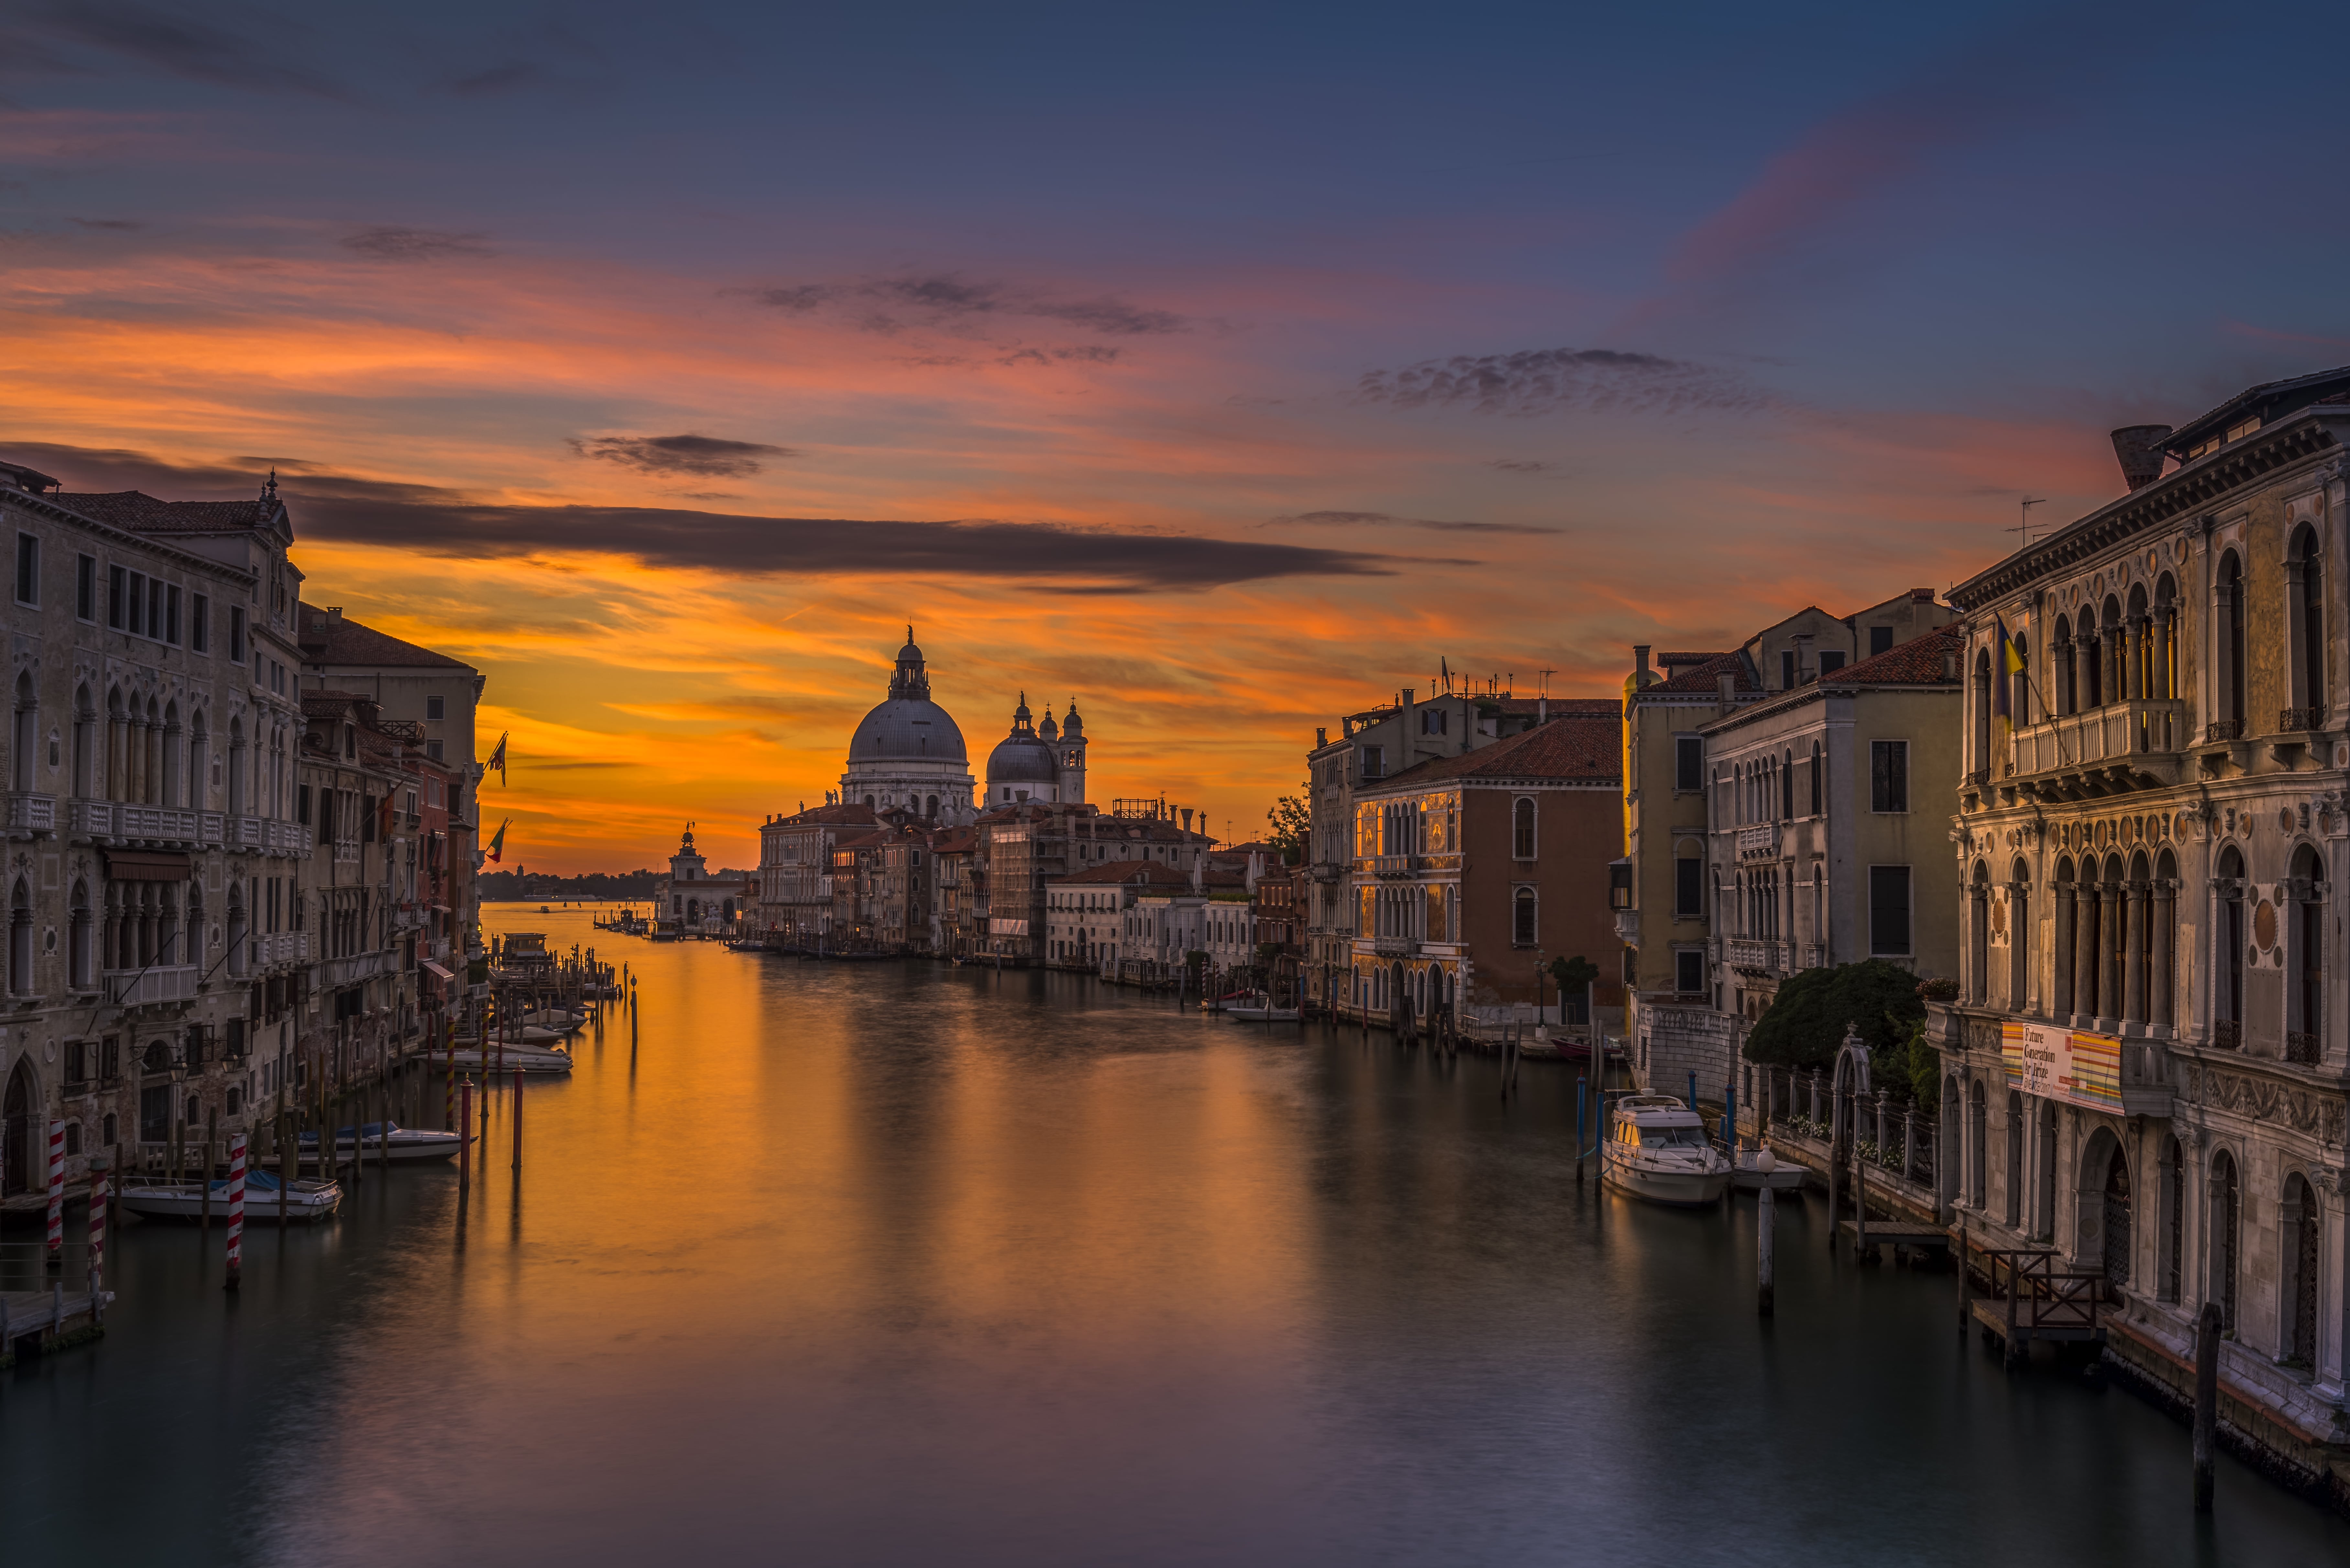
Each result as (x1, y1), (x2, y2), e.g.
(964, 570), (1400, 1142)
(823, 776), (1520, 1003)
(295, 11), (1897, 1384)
(104, 850), (192, 882)
(421, 960), (456, 981)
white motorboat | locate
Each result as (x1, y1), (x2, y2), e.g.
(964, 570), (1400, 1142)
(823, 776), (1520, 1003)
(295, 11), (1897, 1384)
(1601, 1094), (1734, 1207)
(1222, 992), (1301, 1022)
(118, 1168), (342, 1224)
(298, 1121), (470, 1166)
(518, 1009), (585, 1032)
(431, 1047), (575, 1075)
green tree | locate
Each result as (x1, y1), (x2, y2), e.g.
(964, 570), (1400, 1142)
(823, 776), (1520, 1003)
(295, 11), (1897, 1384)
(1741, 959), (1926, 1092)
(1266, 789), (1311, 864)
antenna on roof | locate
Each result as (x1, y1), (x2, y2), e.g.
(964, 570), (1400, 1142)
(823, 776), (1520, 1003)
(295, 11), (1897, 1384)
(1537, 667), (1554, 697)
(2010, 496), (2047, 548)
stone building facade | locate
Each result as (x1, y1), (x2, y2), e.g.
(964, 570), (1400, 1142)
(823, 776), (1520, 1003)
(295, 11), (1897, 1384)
(1346, 715), (1624, 1028)
(1645, 622), (1967, 1099)
(1930, 368), (2350, 1446)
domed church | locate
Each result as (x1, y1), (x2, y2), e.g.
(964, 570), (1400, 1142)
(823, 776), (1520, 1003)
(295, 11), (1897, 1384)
(839, 631), (976, 819)
(985, 693), (1087, 806)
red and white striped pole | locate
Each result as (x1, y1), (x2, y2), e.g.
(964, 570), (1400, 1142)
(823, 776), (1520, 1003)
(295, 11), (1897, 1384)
(45, 1119), (64, 1267)
(224, 1132), (247, 1293)
(88, 1166), (107, 1307)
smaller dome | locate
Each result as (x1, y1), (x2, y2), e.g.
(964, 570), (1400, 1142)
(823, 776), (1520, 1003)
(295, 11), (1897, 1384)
(1039, 712), (1059, 740)
(1061, 702), (1084, 737)
(988, 734), (1059, 785)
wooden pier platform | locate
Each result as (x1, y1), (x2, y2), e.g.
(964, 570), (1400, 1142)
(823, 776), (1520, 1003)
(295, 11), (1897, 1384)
(1969, 1295), (2104, 1346)
(0, 1286), (109, 1364)
(1839, 1219), (1950, 1252)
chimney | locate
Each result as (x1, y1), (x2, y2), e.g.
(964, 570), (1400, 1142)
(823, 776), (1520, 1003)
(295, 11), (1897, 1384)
(2110, 424), (2173, 491)
(326, 606), (344, 625)
(1538, 696), (1547, 724)
(1941, 646), (1959, 682)
(1316, 726), (1327, 747)
(1181, 807), (1193, 833)
(1634, 644), (1651, 679)
(1717, 672), (1736, 710)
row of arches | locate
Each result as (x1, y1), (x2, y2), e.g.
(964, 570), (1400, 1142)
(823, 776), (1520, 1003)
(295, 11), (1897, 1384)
(1953, 1085), (2323, 1367)
(1971, 528), (2328, 765)
(8, 677), (287, 817)
(1716, 744), (1825, 828)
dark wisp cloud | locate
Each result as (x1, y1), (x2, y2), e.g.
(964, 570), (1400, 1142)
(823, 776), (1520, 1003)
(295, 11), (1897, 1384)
(567, 434), (795, 479)
(17, 4), (341, 96)
(1356, 346), (1765, 417)
(340, 226), (492, 261)
(9, 444), (1408, 593)
(1274, 509), (1558, 537)
(752, 273), (1188, 338)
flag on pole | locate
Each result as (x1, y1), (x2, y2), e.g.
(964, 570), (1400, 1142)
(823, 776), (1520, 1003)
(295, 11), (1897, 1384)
(487, 818), (511, 863)
(1993, 615), (2024, 724)
(486, 730), (509, 786)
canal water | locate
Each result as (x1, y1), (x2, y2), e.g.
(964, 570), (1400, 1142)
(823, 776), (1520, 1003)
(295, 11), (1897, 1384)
(5, 904), (2344, 1566)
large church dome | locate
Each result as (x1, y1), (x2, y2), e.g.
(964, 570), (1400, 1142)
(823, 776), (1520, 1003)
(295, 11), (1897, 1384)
(848, 634), (968, 763)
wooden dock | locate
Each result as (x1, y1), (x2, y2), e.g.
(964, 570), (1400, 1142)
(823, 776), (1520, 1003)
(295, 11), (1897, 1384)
(1839, 1219), (1950, 1252)
(0, 1286), (108, 1364)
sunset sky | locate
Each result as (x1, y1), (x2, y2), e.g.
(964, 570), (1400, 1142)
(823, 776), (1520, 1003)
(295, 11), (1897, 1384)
(4, 3), (2343, 873)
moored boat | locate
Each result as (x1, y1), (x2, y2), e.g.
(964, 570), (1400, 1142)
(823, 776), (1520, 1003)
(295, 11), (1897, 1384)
(298, 1122), (470, 1165)
(1222, 992), (1301, 1022)
(119, 1168), (341, 1224)
(1601, 1094), (1733, 1206)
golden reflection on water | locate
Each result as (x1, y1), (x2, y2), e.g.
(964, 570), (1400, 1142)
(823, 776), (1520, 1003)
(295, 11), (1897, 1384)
(16, 902), (2349, 1567)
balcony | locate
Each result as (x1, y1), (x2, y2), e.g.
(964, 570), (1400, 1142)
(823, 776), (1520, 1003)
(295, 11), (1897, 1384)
(1725, 938), (1784, 973)
(1371, 936), (1413, 958)
(252, 931), (309, 967)
(106, 964), (199, 1006)
(2280, 708), (2324, 735)
(2, 792), (55, 836)
(1369, 853), (1419, 878)
(1735, 823), (1779, 861)
(116, 804), (202, 843)
(2006, 699), (2190, 794)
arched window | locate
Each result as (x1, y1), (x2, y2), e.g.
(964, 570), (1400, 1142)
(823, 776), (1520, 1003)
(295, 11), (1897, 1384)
(1967, 861), (1989, 1003)
(2215, 845), (2245, 1047)
(1808, 742), (1822, 816)
(2010, 635), (2029, 724)
(2004, 1091), (2024, 1227)
(1967, 1079), (1987, 1208)
(226, 881), (249, 978)
(1512, 886), (1536, 946)
(2284, 1171), (2319, 1367)
(2290, 524), (2326, 726)
(2152, 573), (2179, 701)
(2052, 614), (2075, 715)
(68, 879), (92, 991)
(2126, 583), (2150, 702)
(71, 684), (94, 800)
(1971, 649), (1992, 770)
(1779, 752), (1792, 821)
(227, 716), (247, 817)
(2052, 856), (2077, 1018)
(161, 700), (182, 807)
(11, 670), (36, 793)
(1810, 865), (1823, 958)
(1512, 797), (1535, 859)
(188, 710), (208, 810)
(2008, 856), (2031, 1011)
(2158, 1135), (2183, 1303)
(2215, 550), (2245, 732)
(7, 876), (30, 995)
(2210, 1149), (2240, 1335)
(2288, 843), (2324, 1063)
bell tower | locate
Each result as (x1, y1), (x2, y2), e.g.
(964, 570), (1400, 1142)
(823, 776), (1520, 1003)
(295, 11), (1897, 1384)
(1058, 700), (1087, 805)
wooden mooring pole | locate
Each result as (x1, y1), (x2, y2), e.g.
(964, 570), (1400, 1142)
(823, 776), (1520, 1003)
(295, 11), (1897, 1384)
(2193, 1299), (2222, 1513)
(1757, 1186), (1775, 1318)
(458, 1078), (473, 1195)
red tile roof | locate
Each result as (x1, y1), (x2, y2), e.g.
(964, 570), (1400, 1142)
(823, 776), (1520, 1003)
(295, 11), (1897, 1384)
(51, 490), (281, 533)
(1372, 714), (1620, 788)
(1647, 650), (1757, 694)
(299, 604), (472, 670)
(772, 802), (879, 828)
(1821, 621), (1965, 687)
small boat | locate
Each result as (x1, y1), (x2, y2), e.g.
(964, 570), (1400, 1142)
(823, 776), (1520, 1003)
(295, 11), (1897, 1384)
(298, 1122), (470, 1166)
(724, 939), (766, 953)
(119, 1168), (341, 1224)
(1222, 992), (1301, 1022)
(517, 1009), (584, 1032)
(1601, 1095), (1733, 1207)
(436, 1048), (576, 1075)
